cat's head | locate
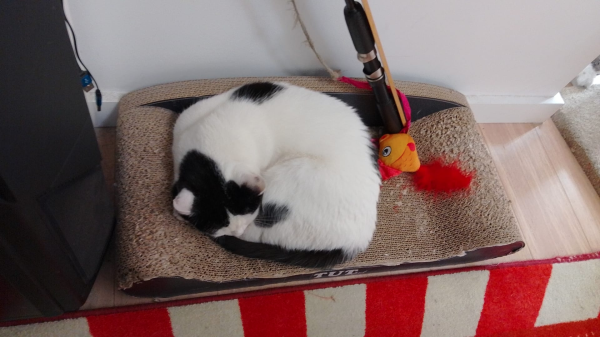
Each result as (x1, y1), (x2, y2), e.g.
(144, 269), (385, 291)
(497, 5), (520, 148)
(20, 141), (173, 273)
(172, 150), (264, 237)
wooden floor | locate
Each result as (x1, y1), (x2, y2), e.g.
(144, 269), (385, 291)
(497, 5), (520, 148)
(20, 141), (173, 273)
(82, 120), (600, 310)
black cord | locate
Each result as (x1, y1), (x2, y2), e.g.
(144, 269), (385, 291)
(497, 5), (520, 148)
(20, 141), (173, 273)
(60, 0), (102, 110)
(63, 18), (98, 89)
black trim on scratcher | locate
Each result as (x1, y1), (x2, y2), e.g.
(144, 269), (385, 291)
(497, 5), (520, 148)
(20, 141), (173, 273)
(124, 241), (524, 298)
(144, 92), (463, 127)
(214, 236), (348, 269)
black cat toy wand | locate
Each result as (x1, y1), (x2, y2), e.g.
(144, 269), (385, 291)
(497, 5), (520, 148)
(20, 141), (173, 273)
(343, 0), (406, 134)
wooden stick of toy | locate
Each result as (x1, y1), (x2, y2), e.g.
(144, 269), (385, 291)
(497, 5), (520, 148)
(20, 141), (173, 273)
(360, 0), (407, 127)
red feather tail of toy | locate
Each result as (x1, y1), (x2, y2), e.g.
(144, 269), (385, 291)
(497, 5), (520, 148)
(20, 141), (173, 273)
(413, 159), (473, 194)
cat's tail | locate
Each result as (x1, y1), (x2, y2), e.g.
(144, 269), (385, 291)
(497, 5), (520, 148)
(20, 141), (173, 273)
(214, 236), (350, 269)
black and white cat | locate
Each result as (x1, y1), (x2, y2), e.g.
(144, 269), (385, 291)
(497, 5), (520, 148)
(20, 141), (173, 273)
(171, 82), (380, 268)
(572, 55), (600, 88)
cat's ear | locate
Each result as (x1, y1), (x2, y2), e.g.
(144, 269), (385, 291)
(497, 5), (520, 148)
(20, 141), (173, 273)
(242, 173), (266, 195)
(231, 166), (265, 195)
(173, 188), (194, 215)
(251, 174), (266, 196)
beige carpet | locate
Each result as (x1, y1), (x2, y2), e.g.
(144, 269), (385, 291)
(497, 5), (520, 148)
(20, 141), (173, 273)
(552, 84), (600, 196)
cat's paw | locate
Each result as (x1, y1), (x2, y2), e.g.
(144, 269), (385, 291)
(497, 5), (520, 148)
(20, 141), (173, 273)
(172, 210), (186, 222)
(213, 221), (250, 238)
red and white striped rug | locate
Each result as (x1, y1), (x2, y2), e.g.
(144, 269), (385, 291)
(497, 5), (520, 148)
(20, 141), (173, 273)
(2, 253), (600, 337)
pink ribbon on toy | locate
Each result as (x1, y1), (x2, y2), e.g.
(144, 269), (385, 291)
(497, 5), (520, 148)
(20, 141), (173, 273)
(378, 159), (402, 181)
(338, 76), (412, 133)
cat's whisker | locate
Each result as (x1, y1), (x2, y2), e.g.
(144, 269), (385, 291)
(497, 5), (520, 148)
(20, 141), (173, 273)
(253, 220), (276, 226)
(256, 215), (282, 220)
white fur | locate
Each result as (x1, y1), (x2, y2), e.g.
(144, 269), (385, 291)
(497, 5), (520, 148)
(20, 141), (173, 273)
(173, 188), (194, 215)
(572, 64), (597, 88)
(214, 209), (259, 237)
(173, 83), (381, 257)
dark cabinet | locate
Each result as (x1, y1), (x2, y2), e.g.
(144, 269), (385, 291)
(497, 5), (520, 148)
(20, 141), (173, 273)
(0, 1), (115, 322)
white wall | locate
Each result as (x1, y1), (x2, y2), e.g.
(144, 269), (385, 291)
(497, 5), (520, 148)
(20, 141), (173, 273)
(65, 0), (600, 125)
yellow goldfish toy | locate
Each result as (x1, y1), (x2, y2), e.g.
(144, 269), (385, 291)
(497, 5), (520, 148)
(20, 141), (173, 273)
(378, 133), (420, 173)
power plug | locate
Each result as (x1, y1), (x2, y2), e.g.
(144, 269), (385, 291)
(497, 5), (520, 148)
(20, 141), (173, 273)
(80, 71), (94, 92)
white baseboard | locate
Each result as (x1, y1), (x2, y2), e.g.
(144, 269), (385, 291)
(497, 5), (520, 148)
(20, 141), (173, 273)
(467, 93), (564, 123)
(85, 91), (125, 127)
(86, 91), (565, 127)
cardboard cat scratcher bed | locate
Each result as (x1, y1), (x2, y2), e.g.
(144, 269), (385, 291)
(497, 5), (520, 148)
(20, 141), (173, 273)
(115, 77), (524, 298)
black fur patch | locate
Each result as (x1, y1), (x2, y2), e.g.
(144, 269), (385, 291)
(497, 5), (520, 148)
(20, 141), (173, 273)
(172, 151), (229, 233)
(172, 150), (262, 234)
(255, 203), (290, 228)
(231, 82), (283, 103)
(214, 236), (348, 268)
(225, 181), (263, 216)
